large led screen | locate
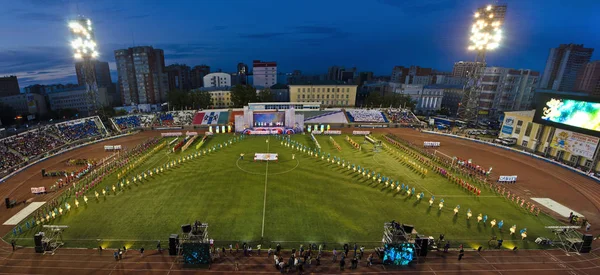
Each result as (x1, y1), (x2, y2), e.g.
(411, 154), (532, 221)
(533, 93), (600, 137)
(253, 112), (285, 127)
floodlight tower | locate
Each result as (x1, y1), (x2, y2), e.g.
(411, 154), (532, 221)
(457, 4), (506, 124)
(69, 17), (100, 115)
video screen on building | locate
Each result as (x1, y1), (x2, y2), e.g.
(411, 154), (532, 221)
(533, 92), (600, 137)
(253, 111), (285, 127)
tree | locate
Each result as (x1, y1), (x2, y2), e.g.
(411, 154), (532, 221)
(166, 89), (189, 110)
(364, 92), (383, 107)
(189, 91), (211, 109)
(257, 88), (273, 102)
(231, 84), (257, 107)
(115, 109), (128, 116)
(0, 102), (16, 125)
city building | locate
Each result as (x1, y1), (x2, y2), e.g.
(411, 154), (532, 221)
(165, 64), (191, 91)
(269, 83), (290, 102)
(203, 72), (231, 88)
(540, 44), (594, 91)
(47, 86), (111, 115)
(0, 76), (20, 97)
(499, 109), (600, 172)
(391, 66), (409, 83)
(391, 66), (434, 84)
(394, 84), (441, 114)
(237, 62), (248, 85)
(575, 61), (600, 96)
(476, 67), (539, 117)
(0, 93), (47, 116)
(440, 85), (464, 115)
(190, 65), (210, 89)
(452, 61), (485, 78)
(289, 83), (357, 106)
(435, 75), (466, 86)
(114, 46), (168, 105)
(252, 60), (277, 88)
(75, 60), (112, 87)
(189, 88), (232, 108)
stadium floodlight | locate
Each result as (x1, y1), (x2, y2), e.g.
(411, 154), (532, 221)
(468, 4), (505, 52)
(68, 16), (101, 116)
(458, 4), (507, 124)
(69, 17), (99, 59)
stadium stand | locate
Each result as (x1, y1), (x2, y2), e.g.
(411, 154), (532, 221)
(217, 111), (230, 124)
(346, 109), (389, 123)
(113, 115), (142, 131)
(156, 113), (174, 126)
(304, 111), (349, 124)
(138, 114), (156, 128)
(385, 108), (420, 124)
(0, 146), (22, 171)
(171, 111), (195, 125)
(301, 111), (333, 120)
(55, 117), (104, 142)
(192, 112), (205, 125)
(2, 129), (65, 158)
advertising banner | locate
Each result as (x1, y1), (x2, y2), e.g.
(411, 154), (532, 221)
(550, 129), (599, 159)
(498, 175), (517, 183)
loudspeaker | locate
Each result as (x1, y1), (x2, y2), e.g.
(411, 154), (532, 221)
(4, 198), (9, 209)
(41, 169), (46, 177)
(35, 246), (44, 253)
(416, 238), (429, 257)
(169, 234), (179, 256)
(34, 233), (44, 251)
(582, 234), (593, 246)
(402, 224), (414, 234)
(181, 224), (191, 234)
(579, 246), (591, 253)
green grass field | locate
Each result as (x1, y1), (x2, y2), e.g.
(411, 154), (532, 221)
(7, 133), (562, 250)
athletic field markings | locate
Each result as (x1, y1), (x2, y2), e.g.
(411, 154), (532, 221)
(372, 153), (434, 196)
(261, 136), (270, 238)
(235, 158), (299, 175)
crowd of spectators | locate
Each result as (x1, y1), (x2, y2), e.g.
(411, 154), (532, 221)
(156, 113), (174, 126)
(346, 109), (388, 123)
(386, 108), (419, 124)
(2, 130), (65, 158)
(56, 118), (102, 142)
(113, 115), (142, 130)
(172, 111), (195, 125)
(0, 145), (22, 171)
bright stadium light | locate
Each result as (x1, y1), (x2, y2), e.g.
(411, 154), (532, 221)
(468, 4), (505, 52)
(68, 17), (97, 60)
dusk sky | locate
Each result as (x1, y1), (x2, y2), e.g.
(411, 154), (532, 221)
(0, 0), (599, 88)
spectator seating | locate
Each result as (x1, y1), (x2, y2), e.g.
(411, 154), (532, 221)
(304, 111), (349, 124)
(346, 109), (388, 123)
(386, 108), (419, 124)
(0, 146), (22, 171)
(113, 115), (142, 131)
(55, 118), (103, 142)
(2, 129), (65, 158)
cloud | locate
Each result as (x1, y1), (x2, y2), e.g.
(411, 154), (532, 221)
(240, 32), (287, 39)
(240, 25), (348, 40)
(0, 46), (77, 86)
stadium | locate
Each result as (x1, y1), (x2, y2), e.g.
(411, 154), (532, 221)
(1, 101), (599, 273)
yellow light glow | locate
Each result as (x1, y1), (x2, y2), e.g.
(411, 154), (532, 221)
(487, 5), (492, 10)
(474, 12), (479, 18)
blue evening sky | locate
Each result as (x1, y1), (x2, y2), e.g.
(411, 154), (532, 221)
(0, 0), (598, 87)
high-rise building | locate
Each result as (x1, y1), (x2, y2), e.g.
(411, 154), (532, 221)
(190, 65), (210, 89)
(327, 66), (356, 82)
(540, 44), (594, 91)
(452, 61), (485, 78)
(203, 72), (231, 88)
(236, 63), (248, 85)
(252, 60), (277, 88)
(478, 67), (539, 117)
(0, 76), (20, 97)
(47, 86), (111, 115)
(575, 61), (600, 96)
(75, 60), (112, 88)
(114, 46), (168, 105)
(0, 93), (47, 116)
(165, 64), (191, 91)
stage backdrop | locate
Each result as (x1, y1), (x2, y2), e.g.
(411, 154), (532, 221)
(253, 112), (285, 126)
(550, 128), (599, 159)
